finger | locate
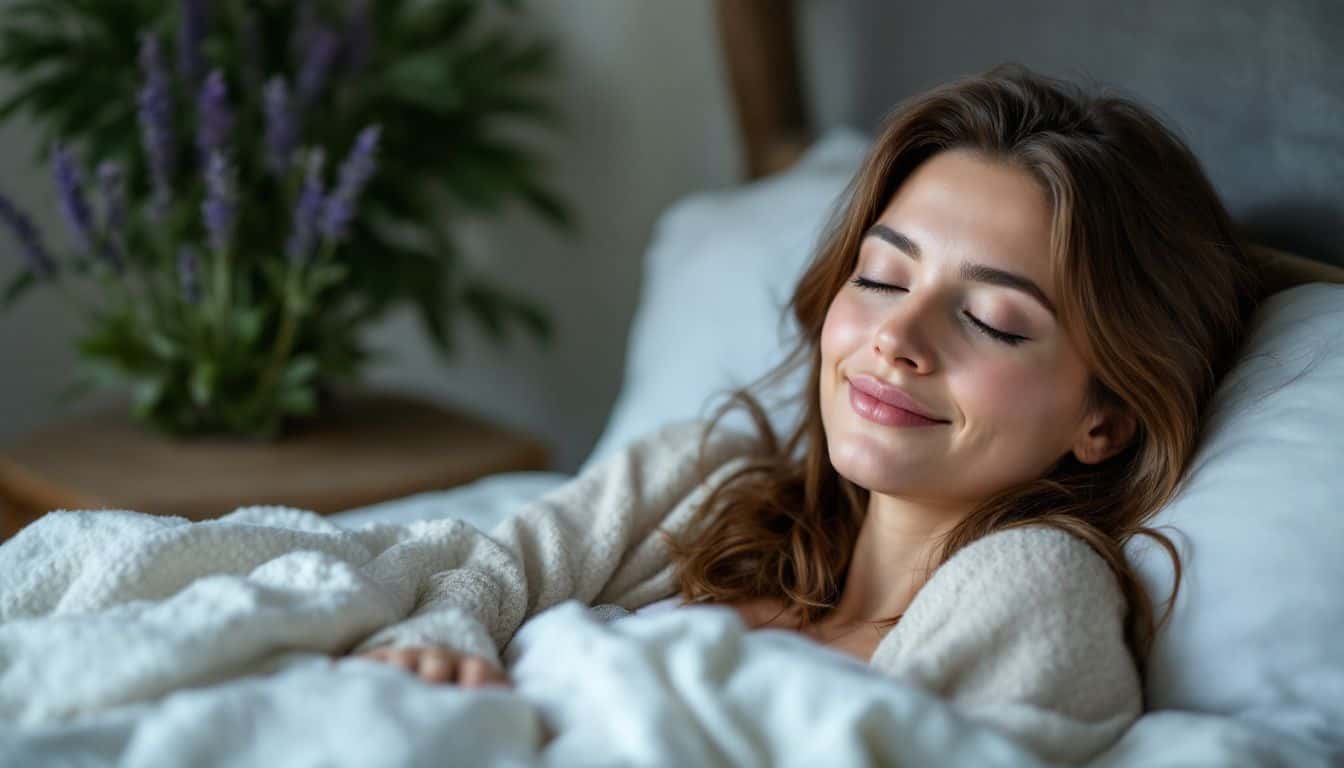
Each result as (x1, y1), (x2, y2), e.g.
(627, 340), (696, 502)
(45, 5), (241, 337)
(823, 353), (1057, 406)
(457, 658), (496, 688)
(417, 652), (455, 684)
(483, 663), (513, 688)
(388, 649), (421, 672)
(454, 659), (491, 688)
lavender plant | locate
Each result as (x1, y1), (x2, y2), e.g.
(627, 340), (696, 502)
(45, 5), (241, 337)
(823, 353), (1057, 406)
(0, 59), (381, 437)
(0, 1), (568, 438)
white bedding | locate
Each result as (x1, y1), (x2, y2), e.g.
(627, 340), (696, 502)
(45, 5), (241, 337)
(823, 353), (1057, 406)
(0, 478), (1330, 768)
(8, 605), (1319, 768)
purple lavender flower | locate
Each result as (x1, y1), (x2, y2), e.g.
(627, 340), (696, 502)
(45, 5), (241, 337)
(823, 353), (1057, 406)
(52, 144), (96, 257)
(137, 34), (177, 217)
(96, 162), (127, 273)
(286, 150), (326, 265)
(319, 125), (381, 241)
(178, 0), (209, 85)
(0, 190), (57, 278)
(196, 70), (234, 161)
(264, 77), (300, 176)
(202, 152), (236, 253)
(343, 0), (373, 76)
(178, 244), (202, 304)
(297, 26), (342, 110)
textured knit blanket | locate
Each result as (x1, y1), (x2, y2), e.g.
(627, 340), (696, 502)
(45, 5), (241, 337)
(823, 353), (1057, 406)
(1, 420), (1284, 766)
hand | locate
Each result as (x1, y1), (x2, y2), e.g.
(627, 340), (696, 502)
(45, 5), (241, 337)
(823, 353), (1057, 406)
(355, 645), (512, 689)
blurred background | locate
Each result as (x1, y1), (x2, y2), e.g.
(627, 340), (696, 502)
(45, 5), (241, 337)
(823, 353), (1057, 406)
(0, 0), (775, 473)
(4, 0), (1338, 483)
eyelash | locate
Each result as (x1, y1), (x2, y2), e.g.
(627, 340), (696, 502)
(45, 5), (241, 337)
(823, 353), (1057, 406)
(848, 276), (1028, 346)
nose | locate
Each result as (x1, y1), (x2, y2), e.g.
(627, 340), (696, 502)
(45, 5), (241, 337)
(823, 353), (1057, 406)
(872, 291), (937, 372)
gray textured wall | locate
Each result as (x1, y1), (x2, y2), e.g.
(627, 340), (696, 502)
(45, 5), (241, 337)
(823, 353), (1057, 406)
(0, 1), (744, 473)
(797, 0), (1343, 265)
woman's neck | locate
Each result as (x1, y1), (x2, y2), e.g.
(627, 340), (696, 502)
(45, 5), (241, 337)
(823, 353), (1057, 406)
(828, 493), (969, 625)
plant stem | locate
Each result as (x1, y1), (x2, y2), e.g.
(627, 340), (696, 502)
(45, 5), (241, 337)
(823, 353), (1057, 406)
(149, 218), (180, 315)
(249, 267), (302, 417)
(257, 302), (298, 396)
(220, 250), (231, 312)
(213, 245), (231, 335)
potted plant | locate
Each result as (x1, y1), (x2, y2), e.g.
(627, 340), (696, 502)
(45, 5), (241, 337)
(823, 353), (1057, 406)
(0, 0), (571, 439)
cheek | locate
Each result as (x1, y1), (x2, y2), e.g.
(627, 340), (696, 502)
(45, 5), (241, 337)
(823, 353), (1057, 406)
(960, 358), (1075, 430)
(821, 294), (869, 366)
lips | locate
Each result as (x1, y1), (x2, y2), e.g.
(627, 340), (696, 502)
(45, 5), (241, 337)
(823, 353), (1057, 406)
(846, 374), (948, 422)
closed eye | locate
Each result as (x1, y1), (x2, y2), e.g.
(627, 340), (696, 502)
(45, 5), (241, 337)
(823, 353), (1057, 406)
(851, 276), (906, 295)
(848, 276), (1028, 346)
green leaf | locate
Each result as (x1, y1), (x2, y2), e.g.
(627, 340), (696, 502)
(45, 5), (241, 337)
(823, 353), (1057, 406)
(77, 311), (155, 376)
(79, 359), (130, 389)
(1, 269), (39, 311)
(476, 91), (563, 128)
(190, 362), (217, 407)
(131, 376), (167, 418)
(232, 307), (266, 347)
(395, 1), (480, 47)
(379, 45), (466, 115)
(504, 294), (554, 345)
(307, 262), (350, 294)
(461, 280), (506, 343)
(460, 275), (554, 347)
(147, 330), (181, 361)
(280, 355), (319, 389)
(517, 179), (577, 233)
(278, 385), (317, 416)
(399, 247), (457, 357)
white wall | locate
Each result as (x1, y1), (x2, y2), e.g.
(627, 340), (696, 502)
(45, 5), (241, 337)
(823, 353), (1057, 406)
(0, 1), (744, 474)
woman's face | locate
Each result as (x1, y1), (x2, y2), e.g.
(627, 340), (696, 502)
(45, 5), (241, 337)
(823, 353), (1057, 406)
(820, 148), (1117, 508)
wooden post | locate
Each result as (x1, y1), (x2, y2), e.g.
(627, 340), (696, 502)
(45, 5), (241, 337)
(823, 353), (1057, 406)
(717, 0), (812, 179)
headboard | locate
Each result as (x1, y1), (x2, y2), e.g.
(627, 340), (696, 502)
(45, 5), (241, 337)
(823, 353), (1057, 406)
(715, 0), (1344, 297)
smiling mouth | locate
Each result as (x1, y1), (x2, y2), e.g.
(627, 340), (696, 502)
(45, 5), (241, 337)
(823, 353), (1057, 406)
(847, 381), (949, 428)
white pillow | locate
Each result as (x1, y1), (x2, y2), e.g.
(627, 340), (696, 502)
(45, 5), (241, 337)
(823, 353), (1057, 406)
(581, 127), (872, 473)
(1130, 282), (1344, 755)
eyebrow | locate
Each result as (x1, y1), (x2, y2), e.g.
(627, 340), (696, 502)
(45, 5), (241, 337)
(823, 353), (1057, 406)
(863, 224), (1056, 316)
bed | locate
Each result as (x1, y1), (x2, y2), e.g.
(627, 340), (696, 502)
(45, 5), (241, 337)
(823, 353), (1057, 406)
(3, 2), (1343, 766)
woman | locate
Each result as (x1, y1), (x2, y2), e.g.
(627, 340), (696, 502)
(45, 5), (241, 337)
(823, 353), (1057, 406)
(354, 63), (1260, 760)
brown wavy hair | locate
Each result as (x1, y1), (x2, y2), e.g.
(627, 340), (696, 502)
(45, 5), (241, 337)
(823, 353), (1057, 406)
(660, 62), (1263, 681)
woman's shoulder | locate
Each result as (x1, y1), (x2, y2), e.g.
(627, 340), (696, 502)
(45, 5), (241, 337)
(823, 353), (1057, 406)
(874, 524), (1140, 732)
(878, 524), (1142, 763)
(899, 525), (1125, 638)
(942, 525), (1115, 590)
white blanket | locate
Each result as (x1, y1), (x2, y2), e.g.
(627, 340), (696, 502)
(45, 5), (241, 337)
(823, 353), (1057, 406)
(0, 507), (1328, 767)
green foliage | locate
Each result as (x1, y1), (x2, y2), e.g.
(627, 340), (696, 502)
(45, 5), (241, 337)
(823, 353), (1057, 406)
(0, 0), (571, 439)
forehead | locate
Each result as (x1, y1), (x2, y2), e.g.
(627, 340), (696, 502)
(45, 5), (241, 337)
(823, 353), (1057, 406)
(872, 149), (1055, 283)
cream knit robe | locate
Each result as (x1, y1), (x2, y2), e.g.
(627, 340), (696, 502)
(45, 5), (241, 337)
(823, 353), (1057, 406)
(351, 419), (1142, 763)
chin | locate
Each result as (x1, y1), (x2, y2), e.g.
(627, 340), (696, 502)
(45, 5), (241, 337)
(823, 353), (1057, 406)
(825, 431), (913, 494)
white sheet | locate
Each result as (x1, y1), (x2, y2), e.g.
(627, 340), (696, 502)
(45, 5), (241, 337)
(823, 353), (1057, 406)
(0, 479), (1330, 768)
(1, 601), (1327, 768)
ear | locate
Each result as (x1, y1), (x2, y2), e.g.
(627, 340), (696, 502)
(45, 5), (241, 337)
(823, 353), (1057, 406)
(1071, 404), (1138, 465)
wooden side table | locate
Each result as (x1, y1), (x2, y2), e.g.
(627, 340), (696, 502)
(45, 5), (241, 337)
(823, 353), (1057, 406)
(0, 389), (551, 542)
